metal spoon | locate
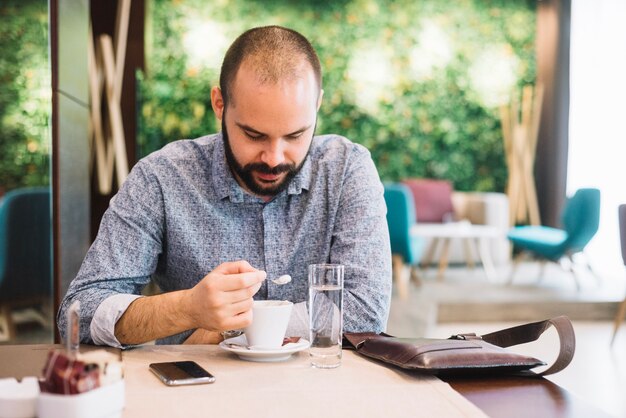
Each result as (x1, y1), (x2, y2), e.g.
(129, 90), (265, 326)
(271, 274), (292, 285)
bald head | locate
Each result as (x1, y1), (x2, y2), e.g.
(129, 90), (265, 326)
(219, 26), (322, 107)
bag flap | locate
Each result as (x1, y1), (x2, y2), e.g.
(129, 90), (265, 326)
(358, 337), (545, 373)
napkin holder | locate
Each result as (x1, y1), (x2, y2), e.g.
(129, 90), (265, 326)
(0, 377), (125, 418)
(37, 378), (125, 418)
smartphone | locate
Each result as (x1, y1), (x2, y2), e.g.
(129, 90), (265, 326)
(149, 361), (216, 386)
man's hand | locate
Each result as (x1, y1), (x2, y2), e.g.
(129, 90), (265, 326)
(114, 260), (265, 345)
(183, 260), (266, 332)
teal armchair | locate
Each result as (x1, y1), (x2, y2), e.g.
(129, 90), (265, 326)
(507, 188), (601, 289)
(0, 187), (52, 340)
(383, 183), (425, 293)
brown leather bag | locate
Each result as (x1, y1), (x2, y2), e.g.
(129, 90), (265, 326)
(343, 316), (575, 376)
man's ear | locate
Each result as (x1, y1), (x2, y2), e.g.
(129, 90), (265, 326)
(316, 89), (324, 111)
(211, 86), (225, 121)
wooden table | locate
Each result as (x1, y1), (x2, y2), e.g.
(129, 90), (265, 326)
(0, 344), (610, 418)
(443, 376), (609, 418)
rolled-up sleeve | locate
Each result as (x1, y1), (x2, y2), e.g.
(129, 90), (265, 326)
(90, 294), (143, 348)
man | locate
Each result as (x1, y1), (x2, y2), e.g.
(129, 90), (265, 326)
(58, 26), (391, 347)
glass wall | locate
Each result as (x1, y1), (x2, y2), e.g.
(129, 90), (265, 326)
(568, 0), (626, 279)
(0, 0), (53, 343)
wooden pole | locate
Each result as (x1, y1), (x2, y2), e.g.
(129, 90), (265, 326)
(501, 84), (543, 226)
(88, 0), (131, 195)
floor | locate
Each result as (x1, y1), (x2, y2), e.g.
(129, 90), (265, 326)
(386, 261), (626, 418)
(0, 307), (53, 345)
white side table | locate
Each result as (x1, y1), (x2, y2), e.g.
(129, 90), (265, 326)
(411, 221), (502, 281)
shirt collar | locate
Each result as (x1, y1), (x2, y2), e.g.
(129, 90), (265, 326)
(211, 133), (314, 203)
(212, 134), (245, 202)
(287, 150), (313, 195)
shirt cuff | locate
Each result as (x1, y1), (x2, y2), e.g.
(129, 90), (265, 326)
(90, 294), (143, 349)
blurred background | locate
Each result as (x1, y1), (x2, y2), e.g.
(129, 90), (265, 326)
(3, 1), (626, 414)
(0, 0), (624, 347)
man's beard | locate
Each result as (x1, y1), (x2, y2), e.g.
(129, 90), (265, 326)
(222, 116), (311, 197)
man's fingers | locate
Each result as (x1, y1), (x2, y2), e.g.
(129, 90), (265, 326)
(222, 309), (254, 331)
(213, 260), (258, 274)
(207, 298), (255, 331)
(218, 271), (266, 291)
(220, 282), (263, 305)
(227, 298), (255, 316)
(191, 261), (265, 331)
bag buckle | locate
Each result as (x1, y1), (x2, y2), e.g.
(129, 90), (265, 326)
(449, 333), (482, 341)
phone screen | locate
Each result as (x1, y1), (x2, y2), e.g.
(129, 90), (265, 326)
(149, 361), (216, 386)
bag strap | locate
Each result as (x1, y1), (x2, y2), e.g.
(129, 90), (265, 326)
(474, 315), (575, 376)
(343, 332), (390, 350)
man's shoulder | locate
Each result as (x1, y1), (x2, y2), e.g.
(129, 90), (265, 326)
(141, 134), (220, 165)
(310, 134), (371, 164)
(122, 134), (222, 190)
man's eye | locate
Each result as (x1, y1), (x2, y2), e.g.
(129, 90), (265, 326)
(245, 132), (264, 140)
(287, 133), (303, 140)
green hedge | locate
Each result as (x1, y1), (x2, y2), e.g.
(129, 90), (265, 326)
(140, 0), (536, 192)
(0, 0), (50, 192)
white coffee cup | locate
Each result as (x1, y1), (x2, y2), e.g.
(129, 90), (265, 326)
(244, 300), (293, 348)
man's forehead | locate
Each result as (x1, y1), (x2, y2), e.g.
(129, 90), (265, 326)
(230, 59), (316, 99)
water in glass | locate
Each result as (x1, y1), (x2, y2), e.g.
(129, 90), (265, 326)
(309, 283), (343, 368)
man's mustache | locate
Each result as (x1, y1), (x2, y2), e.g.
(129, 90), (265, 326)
(243, 162), (296, 175)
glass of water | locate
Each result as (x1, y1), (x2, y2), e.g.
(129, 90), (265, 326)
(308, 263), (344, 369)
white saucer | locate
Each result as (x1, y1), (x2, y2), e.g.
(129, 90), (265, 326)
(219, 335), (310, 362)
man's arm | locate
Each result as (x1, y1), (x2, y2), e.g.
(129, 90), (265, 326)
(58, 160), (265, 346)
(58, 161), (166, 346)
(114, 261), (265, 345)
(331, 144), (392, 333)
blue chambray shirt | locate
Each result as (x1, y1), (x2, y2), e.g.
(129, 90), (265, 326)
(58, 133), (392, 345)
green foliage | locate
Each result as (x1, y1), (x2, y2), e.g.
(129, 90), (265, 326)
(0, 1), (51, 192)
(140, 0), (536, 192)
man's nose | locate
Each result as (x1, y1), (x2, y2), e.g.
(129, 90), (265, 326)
(260, 140), (286, 167)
